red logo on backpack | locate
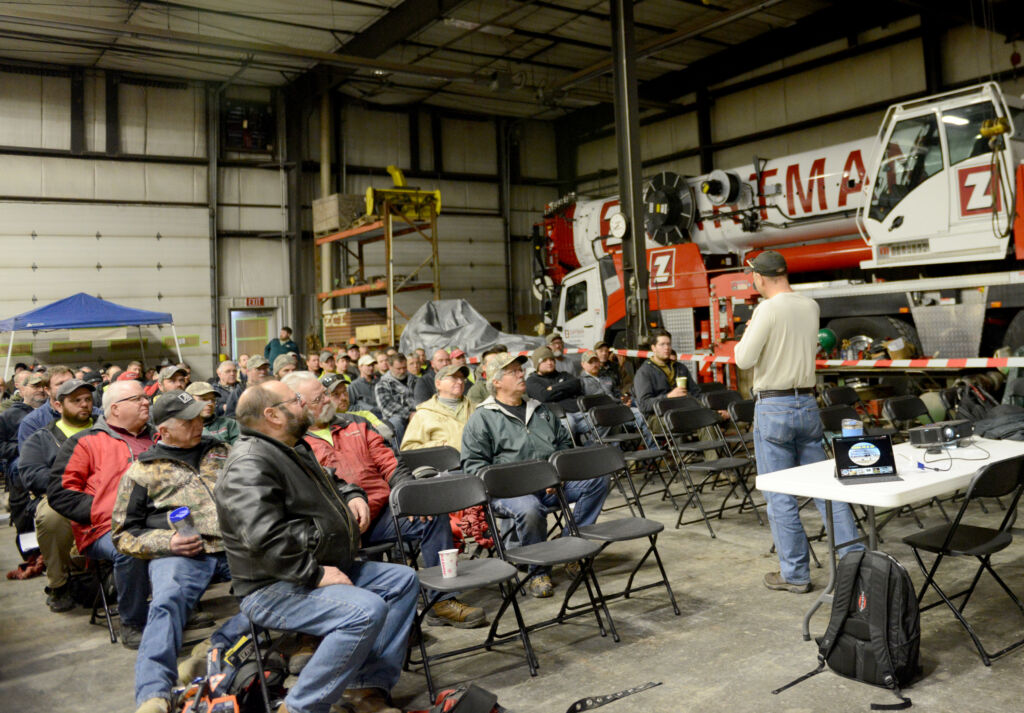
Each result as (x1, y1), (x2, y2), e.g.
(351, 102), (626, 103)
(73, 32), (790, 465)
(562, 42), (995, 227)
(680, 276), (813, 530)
(857, 591), (867, 612)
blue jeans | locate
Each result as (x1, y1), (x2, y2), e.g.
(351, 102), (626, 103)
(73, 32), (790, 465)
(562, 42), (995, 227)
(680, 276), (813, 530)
(240, 561), (419, 713)
(753, 394), (863, 585)
(388, 415), (408, 445)
(135, 552), (249, 705)
(84, 531), (150, 629)
(491, 475), (610, 574)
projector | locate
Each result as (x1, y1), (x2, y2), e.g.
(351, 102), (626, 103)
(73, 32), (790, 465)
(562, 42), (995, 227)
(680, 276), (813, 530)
(908, 420), (974, 448)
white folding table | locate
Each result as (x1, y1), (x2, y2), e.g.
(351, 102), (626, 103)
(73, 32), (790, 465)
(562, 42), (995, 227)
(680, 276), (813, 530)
(755, 437), (1024, 640)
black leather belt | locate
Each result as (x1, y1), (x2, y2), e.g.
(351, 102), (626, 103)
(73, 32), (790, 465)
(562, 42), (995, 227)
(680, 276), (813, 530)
(755, 387), (815, 400)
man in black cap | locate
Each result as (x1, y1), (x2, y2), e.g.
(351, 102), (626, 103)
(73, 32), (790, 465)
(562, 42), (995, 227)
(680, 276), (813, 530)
(735, 251), (862, 594)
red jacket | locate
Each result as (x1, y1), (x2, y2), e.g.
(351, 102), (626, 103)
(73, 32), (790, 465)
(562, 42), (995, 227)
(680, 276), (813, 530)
(47, 420), (156, 552)
(304, 415), (411, 520)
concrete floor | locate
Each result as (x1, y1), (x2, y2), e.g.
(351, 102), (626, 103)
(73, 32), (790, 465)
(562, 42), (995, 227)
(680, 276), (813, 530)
(3, 479), (1024, 713)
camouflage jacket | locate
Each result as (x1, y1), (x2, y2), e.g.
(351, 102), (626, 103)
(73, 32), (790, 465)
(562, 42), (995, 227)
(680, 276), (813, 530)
(111, 437), (229, 559)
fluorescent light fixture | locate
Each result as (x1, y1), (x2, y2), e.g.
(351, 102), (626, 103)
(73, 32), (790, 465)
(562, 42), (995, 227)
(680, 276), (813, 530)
(942, 115), (970, 126)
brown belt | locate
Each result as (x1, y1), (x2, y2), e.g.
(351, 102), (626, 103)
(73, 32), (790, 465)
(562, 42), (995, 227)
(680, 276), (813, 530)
(755, 387), (815, 400)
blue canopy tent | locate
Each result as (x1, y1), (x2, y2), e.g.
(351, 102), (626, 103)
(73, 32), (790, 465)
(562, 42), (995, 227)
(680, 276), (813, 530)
(0, 293), (181, 377)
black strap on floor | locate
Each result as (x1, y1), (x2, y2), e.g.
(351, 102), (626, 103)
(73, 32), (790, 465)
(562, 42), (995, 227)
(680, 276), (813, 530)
(565, 682), (663, 712)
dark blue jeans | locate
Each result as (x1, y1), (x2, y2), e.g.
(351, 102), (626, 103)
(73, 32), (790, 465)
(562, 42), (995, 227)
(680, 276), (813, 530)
(84, 531), (150, 629)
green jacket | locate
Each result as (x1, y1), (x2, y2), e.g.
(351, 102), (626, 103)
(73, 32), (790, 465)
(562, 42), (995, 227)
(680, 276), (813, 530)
(466, 378), (490, 407)
(204, 416), (240, 445)
(460, 396), (572, 475)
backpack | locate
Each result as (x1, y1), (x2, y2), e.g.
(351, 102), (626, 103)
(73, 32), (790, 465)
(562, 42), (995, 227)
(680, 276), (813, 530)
(408, 684), (506, 713)
(773, 550), (921, 710)
(178, 631), (288, 713)
(955, 380), (999, 422)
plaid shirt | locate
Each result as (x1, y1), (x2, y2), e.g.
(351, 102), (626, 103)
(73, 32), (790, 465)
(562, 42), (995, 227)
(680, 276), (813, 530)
(374, 371), (418, 421)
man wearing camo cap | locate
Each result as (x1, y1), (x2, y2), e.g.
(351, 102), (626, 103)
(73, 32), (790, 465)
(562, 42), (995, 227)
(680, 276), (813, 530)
(273, 353), (299, 379)
(222, 355), (271, 419)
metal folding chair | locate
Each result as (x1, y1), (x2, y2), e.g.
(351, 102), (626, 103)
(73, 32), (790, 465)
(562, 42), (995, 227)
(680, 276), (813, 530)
(587, 402), (672, 513)
(399, 445), (462, 473)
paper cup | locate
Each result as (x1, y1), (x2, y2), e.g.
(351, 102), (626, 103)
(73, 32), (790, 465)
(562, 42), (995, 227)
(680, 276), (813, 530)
(439, 548), (459, 578)
(675, 376), (687, 390)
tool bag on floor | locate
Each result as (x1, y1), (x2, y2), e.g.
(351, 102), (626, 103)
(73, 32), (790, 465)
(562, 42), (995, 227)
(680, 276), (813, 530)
(178, 632), (288, 713)
(773, 550), (921, 710)
(408, 684), (506, 713)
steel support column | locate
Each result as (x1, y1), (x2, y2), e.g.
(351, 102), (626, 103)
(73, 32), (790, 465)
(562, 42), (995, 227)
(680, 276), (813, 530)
(206, 85), (220, 369)
(70, 69), (85, 155)
(610, 0), (649, 345)
(696, 86), (714, 174)
(105, 72), (119, 155)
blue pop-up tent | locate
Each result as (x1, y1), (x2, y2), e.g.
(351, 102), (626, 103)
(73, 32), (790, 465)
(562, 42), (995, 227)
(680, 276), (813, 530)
(1, 293), (181, 376)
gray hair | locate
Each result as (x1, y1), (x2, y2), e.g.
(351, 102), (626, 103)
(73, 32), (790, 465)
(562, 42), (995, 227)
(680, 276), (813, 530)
(281, 370), (319, 391)
(217, 360), (237, 371)
(235, 383), (280, 429)
(102, 380), (138, 417)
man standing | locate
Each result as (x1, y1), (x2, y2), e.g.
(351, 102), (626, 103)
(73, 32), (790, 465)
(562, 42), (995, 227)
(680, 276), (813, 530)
(633, 330), (701, 420)
(264, 326), (300, 365)
(402, 364), (474, 450)
(47, 380), (156, 646)
(287, 372), (484, 629)
(186, 382), (240, 445)
(460, 354), (609, 598)
(222, 356), (271, 418)
(374, 353), (418, 444)
(734, 251), (862, 593)
(348, 355), (380, 414)
(413, 349), (451, 404)
(111, 391), (248, 713)
(216, 381), (418, 713)
(209, 360), (242, 417)
(18, 378), (96, 612)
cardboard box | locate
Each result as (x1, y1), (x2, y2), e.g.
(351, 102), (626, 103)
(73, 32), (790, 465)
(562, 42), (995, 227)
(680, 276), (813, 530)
(885, 337), (915, 360)
(355, 323), (404, 345)
(312, 193), (364, 236)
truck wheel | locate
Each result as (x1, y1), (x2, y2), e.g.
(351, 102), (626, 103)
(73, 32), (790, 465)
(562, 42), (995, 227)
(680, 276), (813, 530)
(1002, 310), (1024, 351)
(825, 317), (922, 356)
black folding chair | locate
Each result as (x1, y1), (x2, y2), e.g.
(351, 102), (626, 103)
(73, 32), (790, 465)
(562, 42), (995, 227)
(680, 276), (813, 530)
(550, 446), (680, 616)
(577, 393), (617, 413)
(883, 395), (933, 439)
(389, 474), (535, 697)
(481, 460), (620, 643)
(902, 454), (1024, 665)
(939, 386), (962, 418)
(703, 390), (752, 456)
(699, 382), (727, 394)
(544, 401), (581, 447)
(399, 445), (461, 473)
(587, 403), (671, 513)
(87, 557), (118, 644)
(825, 385), (897, 436)
(664, 406), (763, 531)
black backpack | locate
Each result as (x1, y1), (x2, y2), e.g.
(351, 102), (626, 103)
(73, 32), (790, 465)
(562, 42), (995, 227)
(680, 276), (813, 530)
(179, 630), (288, 713)
(774, 550), (922, 710)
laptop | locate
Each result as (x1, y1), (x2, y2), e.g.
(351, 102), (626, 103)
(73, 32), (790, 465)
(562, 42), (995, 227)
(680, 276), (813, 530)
(833, 434), (902, 484)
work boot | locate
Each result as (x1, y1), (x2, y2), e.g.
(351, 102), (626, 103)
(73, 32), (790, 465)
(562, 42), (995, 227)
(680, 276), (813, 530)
(342, 687), (401, 713)
(426, 598), (486, 629)
(563, 561), (582, 582)
(186, 609), (216, 629)
(528, 574), (554, 598)
(763, 571), (811, 594)
(288, 634), (319, 675)
(177, 638), (212, 686)
(45, 583), (76, 613)
(134, 697), (170, 713)
(120, 622), (144, 650)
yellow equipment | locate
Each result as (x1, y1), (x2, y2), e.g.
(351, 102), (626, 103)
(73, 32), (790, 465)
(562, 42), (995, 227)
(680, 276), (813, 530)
(365, 165), (441, 222)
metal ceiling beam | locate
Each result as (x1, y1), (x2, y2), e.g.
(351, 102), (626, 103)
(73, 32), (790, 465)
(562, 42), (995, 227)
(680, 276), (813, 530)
(896, 0), (1024, 41)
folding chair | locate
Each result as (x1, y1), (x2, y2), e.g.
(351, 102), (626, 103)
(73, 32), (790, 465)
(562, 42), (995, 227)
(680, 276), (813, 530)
(902, 454), (1024, 665)
(587, 403), (672, 513)
(727, 398), (756, 460)
(399, 445), (461, 473)
(550, 446), (680, 616)
(883, 395), (933, 439)
(480, 460), (619, 643)
(544, 401), (581, 447)
(703, 390), (751, 456)
(664, 406), (763, 531)
(824, 385), (897, 436)
(651, 394), (703, 470)
(87, 557), (118, 644)
(577, 393), (617, 413)
(389, 474), (535, 698)
(699, 382), (727, 394)
(939, 386), (961, 418)
(247, 618), (277, 713)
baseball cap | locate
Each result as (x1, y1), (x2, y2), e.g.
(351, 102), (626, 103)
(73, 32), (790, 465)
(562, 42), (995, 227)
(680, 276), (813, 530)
(487, 354), (528, 384)
(247, 355), (270, 369)
(25, 373), (46, 386)
(273, 354), (297, 373)
(357, 354), (375, 367)
(82, 371), (104, 385)
(55, 378), (95, 401)
(593, 340), (609, 350)
(159, 364), (187, 381)
(118, 370), (140, 381)
(581, 350), (599, 363)
(546, 332), (563, 344)
(745, 250), (787, 276)
(531, 346), (555, 369)
(436, 364), (469, 380)
(319, 350), (334, 361)
(185, 382), (216, 398)
(450, 348), (466, 359)
(322, 374), (348, 393)
(151, 390), (204, 425)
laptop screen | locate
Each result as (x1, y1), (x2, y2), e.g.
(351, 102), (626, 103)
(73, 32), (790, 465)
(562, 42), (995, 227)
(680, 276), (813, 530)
(833, 434), (897, 478)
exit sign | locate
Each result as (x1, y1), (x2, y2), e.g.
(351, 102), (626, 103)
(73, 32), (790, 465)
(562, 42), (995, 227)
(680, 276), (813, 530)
(245, 297), (265, 307)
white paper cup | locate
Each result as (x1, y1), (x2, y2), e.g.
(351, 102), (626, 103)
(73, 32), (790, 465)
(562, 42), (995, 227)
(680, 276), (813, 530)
(676, 376), (687, 390)
(438, 548), (459, 578)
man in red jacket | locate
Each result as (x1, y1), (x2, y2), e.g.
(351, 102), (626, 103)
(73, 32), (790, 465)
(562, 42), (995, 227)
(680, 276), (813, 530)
(48, 379), (156, 647)
(284, 371), (485, 629)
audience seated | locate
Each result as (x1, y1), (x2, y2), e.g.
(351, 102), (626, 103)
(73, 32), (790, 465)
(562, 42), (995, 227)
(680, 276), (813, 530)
(17, 365), (76, 448)
(111, 391), (248, 713)
(374, 353), (418, 445)
(460, 354), (609, 598)
(208, 360), (242, 417)
(412, 349), (451, 404)
(401, 364), (473, 450)
(349, 355), (381, 414)
(579, 350), (657, 448)
(222, 356), (271, 418)
(321, 375), (394, 443)
(216, 381), (418, 713)
(526, 346), (586, 435)
(633, 330), (701, 423)
(186, 382), (240, 444)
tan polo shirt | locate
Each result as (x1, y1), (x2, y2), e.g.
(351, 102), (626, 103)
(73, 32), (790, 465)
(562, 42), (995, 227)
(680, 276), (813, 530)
(733, 291), (819, 394)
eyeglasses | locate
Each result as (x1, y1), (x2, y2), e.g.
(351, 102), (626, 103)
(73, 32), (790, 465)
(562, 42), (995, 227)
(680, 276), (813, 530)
(271, 393), (304, 409)
(306, 392), (326, 406)
(114, 394), (147, 405)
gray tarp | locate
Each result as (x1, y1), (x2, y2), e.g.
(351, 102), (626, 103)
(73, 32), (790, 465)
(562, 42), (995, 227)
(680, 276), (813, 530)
(400, 300), (547, 359)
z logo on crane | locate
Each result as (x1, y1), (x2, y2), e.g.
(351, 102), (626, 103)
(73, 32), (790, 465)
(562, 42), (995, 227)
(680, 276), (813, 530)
(648, 248), (675, 290)
(957, 165), (1001, 217)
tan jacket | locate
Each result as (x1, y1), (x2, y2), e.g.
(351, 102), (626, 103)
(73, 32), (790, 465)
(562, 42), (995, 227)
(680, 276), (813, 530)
(401, 395), (474, 450)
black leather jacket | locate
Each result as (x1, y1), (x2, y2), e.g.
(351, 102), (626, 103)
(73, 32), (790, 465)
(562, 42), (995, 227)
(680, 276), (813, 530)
(215, 428), (367, 598)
